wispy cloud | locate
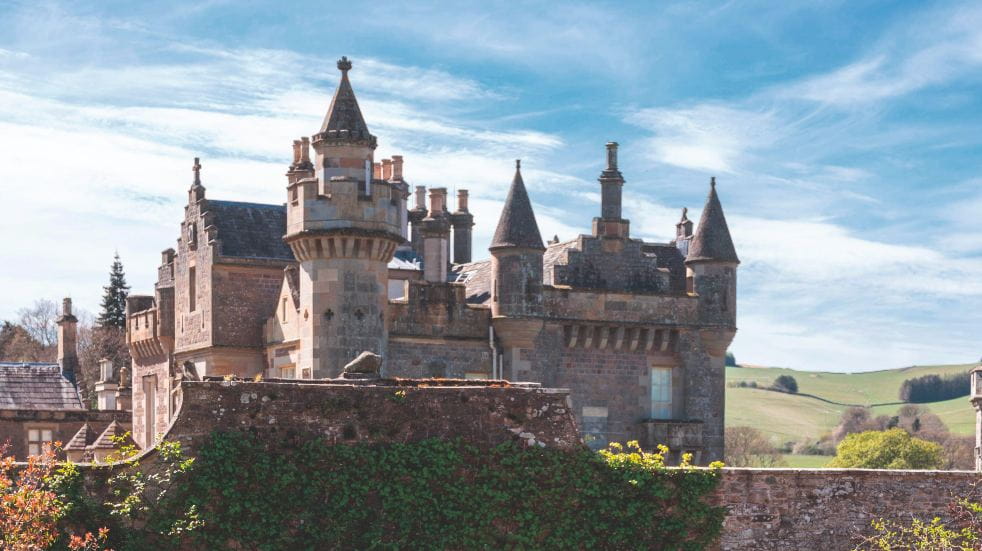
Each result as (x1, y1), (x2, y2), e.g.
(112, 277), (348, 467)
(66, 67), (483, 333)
(629, 105), (779, 174)
(780, 4), (982, 106)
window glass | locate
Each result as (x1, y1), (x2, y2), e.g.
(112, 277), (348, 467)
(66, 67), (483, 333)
(27, 427), (54, 457)
(650, 367), (673, 419)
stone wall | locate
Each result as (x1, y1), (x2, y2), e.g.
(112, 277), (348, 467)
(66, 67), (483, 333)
(550, 235), (671, 293)
(164, 378), (580, 454)
(714, 468), (982, 550)
(386, 339), (491, 378)
(211, 264), (283, 348)
(0, 409), (131, 460)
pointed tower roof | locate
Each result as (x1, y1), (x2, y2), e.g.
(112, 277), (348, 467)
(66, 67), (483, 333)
(490, 160), (544, 251)
(687, 177), (739, 264)
(317, 56), (374, 143)
(91, 420), (130, 450)
(65, 423), (96, 451)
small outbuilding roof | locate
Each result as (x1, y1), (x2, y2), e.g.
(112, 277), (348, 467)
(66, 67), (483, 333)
(0, 363), (83, 410)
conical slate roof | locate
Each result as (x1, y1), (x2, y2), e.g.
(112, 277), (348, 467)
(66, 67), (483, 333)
(65, 423), (97, 451)
(319, 56), (373, 140)
(687, 178), (739, 264)
(490, 161), (544, 250)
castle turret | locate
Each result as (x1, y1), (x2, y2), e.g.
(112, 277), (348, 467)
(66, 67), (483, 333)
(490, 161), (545, 379)
(592, 142), (629, 239)
(490, 160), (544, 318)
(451, 189), (474, 264)
(686, 177), (738, 351)
(56, 298), (78, 384)
(284, 57), (402, 379)
(422, 188), (450, 282)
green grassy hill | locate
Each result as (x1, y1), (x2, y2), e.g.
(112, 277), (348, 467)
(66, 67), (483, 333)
(725, 364), (976, 444)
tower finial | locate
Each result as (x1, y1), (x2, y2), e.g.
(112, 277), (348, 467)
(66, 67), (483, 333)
(710, 176), (716, 188)
(681, 207), (688, 221)
(337, 56), (352, 74)
(516, 159), (521, 170)
(192, 157), (202, 186)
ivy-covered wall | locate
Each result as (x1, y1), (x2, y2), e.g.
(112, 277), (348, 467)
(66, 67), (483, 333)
(55, 433), (724, 550)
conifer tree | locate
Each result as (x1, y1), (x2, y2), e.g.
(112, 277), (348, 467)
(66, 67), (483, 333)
(97, 253), (129, 328)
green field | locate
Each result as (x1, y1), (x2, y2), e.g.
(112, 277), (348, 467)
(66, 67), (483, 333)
(726, 364), (976, 444)
(780, 454), (831, 468)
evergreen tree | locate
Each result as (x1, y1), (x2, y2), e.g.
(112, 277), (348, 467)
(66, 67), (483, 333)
(97, 253), (129, 328)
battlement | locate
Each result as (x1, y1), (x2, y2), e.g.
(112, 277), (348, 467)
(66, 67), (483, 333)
(285, 174), (403, 248)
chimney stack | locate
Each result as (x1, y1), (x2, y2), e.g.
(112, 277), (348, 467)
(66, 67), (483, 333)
(96, 358), (118, 410)
(451, 189), (474, 264)
(381, 159), (392, 181)
(291, 140), (302, 166)
(422, 188), (450, 282)
(300, 137), (311, 164)
(391, 155), (404, 180)
(56, 298), (78, 384)
(593, 141), (629, 239)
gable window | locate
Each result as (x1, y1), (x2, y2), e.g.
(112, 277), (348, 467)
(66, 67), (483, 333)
(650, 367), (673, 420)
(281, 297), (288, 322)
(27, 427), (54, 456)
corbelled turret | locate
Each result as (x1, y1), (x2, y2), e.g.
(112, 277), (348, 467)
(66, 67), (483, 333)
(490, 160), (544, 319)
(284, 57), (402, 379)
(686, 177), (738, 341)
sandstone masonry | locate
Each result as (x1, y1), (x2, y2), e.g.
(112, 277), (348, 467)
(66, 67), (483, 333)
(125, 57), (739, 463)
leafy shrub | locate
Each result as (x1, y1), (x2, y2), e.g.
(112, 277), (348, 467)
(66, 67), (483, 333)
(899, 371), (971, 403)
(828, 428), (943, 469)
(855, 483), (982, 550)
(725, 426), (784, 467)
(725, 352), (737, 367)
(772, 375), (798, 394)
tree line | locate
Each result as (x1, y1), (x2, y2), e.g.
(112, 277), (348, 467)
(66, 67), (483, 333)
(0, 253), (131, 407)
(898, 371), (971, 403)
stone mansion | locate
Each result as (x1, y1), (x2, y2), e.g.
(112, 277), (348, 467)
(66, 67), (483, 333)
(125, 57), (739, 463)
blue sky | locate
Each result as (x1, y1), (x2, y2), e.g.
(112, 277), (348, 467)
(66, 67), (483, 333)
(1, 0), (980, 371)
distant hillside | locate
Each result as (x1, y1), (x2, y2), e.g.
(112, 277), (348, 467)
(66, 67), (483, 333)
(725, 364), (976, 443)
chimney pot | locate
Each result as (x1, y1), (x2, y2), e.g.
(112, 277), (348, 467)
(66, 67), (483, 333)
(457, 189), (469, 212)
(429, 188), (447, 215)
(381, 159), (392, 180)
(606, 141), (618, 170)
(415, 186), (426, 209)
